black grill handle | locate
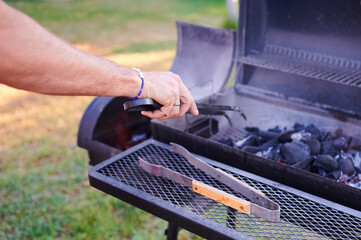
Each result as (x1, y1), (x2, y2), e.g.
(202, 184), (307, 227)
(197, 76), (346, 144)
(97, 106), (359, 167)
(123, 98), (162, 112)
(123, 98), (246, 120)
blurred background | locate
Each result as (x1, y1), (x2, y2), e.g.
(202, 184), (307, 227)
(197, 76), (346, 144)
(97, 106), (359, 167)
(0, 0), (236, 239)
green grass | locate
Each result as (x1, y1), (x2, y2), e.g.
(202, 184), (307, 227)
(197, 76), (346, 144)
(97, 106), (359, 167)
(0, 164), (166, 239)
(0, 0), (228, 239)
(222, 19), (238, 31)
(5, 0), (227, 55)
(113, 40), (177, 54)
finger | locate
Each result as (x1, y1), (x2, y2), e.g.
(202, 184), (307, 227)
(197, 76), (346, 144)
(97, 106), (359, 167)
(158, 91), (177, 115)
(179, 83), (198, 116)
(158, 115), (171, 121)
(159, 105), (173, 116)
(178, 96), (190, 116)
(169, 100), (181, 117)
(141, 110), (158, 119)
(141, 109), (167, 119)
(189, 100), (199, 116)
(157, 110), (177, 121)
(142, 97), (180, 119)
(158, 102), (181, 120)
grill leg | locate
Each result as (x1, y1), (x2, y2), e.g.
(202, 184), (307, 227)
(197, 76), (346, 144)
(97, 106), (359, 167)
(165, 222), (180, 240)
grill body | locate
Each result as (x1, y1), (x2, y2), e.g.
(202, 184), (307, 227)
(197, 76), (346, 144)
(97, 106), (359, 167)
(78, 0), (361, 238)
(151, 0), (361, 211)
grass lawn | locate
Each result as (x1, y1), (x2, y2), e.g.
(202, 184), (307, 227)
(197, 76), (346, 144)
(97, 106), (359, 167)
(0, 0), (229, 239)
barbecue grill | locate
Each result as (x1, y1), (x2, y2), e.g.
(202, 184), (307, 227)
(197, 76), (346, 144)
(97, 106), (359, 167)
(78, 0), (361, 239)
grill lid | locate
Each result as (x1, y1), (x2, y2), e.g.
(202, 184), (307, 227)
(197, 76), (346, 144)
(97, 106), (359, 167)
(170, 22), (235, 102)
(235, 0), (361, 115)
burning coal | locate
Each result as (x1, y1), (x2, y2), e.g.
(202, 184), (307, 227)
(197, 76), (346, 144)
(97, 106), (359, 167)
(219, 123), (361, 189)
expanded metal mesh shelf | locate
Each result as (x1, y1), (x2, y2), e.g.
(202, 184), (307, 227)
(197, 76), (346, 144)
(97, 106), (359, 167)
(237, 45), (361, 88)
(90, 140), (361, 240)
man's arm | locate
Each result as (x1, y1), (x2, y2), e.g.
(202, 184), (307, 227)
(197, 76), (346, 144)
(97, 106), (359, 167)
(0, 1), (198, 119)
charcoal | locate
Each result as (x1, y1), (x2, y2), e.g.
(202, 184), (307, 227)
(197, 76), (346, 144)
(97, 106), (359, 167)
(256, 147), (274, 158)
(291, 132), (311, 141)
(338, 157), (355, 176)
(291, 132), (302, 141)
(349, 138), (361, 151)
(293, 122), (305, 132)
(321, 139), (338, 156)
(343, 135), (352, 151)
(281, 140), (311, 165)
(305, 124), (322, 141)
(301, 137), (321, 155)
(339, 173), (349, 182)
(241, 146), (261, 154)
(258, 130), (279, 141)
(235, 135), (259, 148)
(349, 174), (361, 188)
(271, 152), (282, 162)
(267, 128), (281, 133)
(128, 123), (151, 145)
(278, 130), (296, 143)
(242, 123), (361, 188)
(326, 170), (342, 180)
(318, 169), (327, 177)
(334, 128), (343, 138)
(245, 127), (259, 135)
(354, 152), (361, 173)
(218, 138), (234, 147)
(292, 156), (314, 171)
(322, 132), (333, 141)
(313, 154), (338, 172)
(279, 158), (286, 164)
(267, 125), (285, 133)
(333, 136), (348, 151)
(270, 144), (282, 161)
(258, 139), (279, 151)
(128, 132), (147, 145)
(321, 139), (332, 154)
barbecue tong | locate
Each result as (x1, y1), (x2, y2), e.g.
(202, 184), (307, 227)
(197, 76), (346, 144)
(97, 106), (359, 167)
(139, 143), (280, 222)
(123, 98), (247, 120)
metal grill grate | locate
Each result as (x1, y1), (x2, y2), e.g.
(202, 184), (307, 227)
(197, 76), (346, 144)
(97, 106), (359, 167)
(97, 142), (361, 240)
(237, 45), (361, 88)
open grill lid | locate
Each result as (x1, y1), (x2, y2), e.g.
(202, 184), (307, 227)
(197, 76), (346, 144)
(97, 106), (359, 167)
(170, 22), (235, 102)
(234, 0), (361, 116)
(171, 1), (361, 116)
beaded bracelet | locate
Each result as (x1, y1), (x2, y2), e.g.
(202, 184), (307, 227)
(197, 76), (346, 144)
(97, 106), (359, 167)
(128, 67), (144, 100)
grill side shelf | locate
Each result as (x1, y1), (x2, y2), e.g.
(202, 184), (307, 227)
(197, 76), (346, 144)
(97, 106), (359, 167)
(88, 139), (361, 240)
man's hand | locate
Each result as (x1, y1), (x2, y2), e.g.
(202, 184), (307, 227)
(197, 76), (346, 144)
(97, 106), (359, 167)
(0, 1), (198, 120)
(140, 71), (199, 120)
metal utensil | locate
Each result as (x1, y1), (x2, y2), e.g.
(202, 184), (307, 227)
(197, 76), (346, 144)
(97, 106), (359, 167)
(139, 157), (253, 215)
(138, 143), (280, 222)
(123, 98), (247, 120)
(169, 143), (280, 222)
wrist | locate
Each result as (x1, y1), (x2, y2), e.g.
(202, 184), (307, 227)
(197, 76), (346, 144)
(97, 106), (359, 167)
(139, 71), (151, 98)
(128, 67), (144, 100)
